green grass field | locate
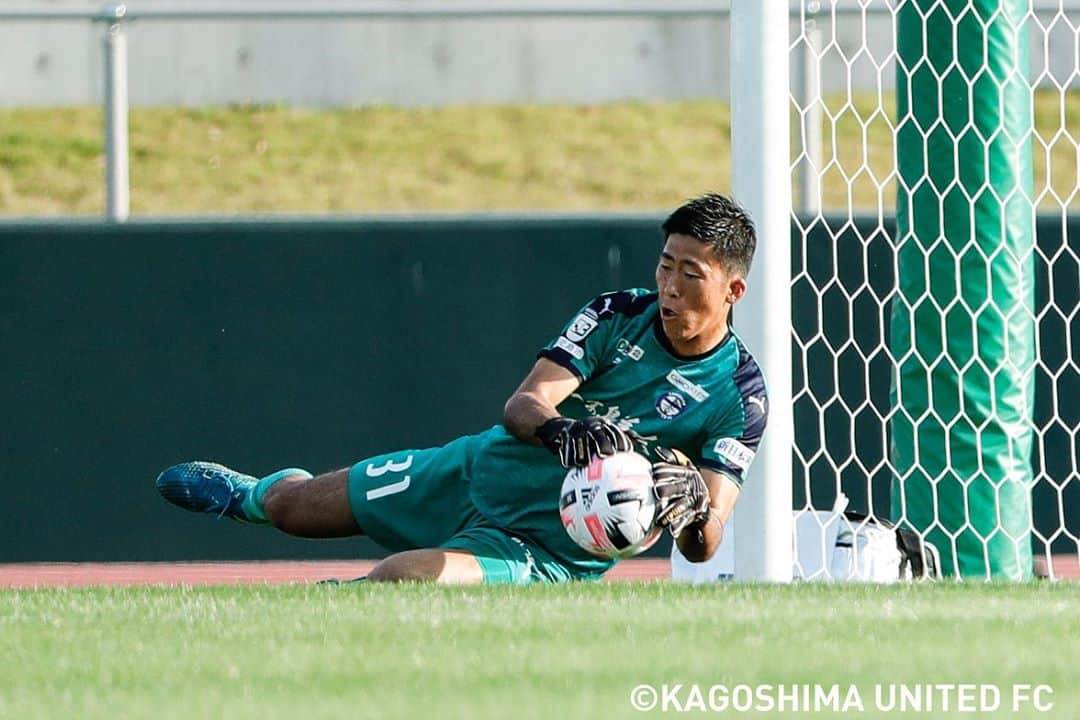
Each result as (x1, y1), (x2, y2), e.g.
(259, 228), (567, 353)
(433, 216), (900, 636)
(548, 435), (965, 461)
(1, 92), (1077, 215)
(2, 582), (1078, 719)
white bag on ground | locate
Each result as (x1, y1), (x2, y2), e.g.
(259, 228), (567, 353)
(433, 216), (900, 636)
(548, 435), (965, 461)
(828, 513), (907, 582)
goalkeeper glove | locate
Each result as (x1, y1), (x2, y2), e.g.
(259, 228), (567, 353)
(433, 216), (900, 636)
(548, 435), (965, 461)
(651, 447), (711, 538)
(535, 416), (637, 468)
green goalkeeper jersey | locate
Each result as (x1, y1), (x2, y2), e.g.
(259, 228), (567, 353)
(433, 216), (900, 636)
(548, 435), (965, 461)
(468, 288), (769, 576)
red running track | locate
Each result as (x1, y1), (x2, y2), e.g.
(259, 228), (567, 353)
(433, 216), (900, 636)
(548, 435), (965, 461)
(0, 558), (672, 588)
(0, 556), (1074, 588)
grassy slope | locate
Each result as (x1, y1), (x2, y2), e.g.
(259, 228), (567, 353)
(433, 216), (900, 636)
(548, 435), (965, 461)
(0, 102), (731, 215)
(0, 92), (1076, 215)
(2, 582), (1078, 719)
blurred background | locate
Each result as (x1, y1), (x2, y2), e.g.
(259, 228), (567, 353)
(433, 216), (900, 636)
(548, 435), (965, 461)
(2, 0), (1075, 216)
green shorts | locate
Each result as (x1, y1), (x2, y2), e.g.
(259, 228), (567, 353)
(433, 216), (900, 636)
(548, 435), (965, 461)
(347, 436), (574, 584)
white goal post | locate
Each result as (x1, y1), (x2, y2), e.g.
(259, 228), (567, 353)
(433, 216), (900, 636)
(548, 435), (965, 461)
(730, 0), (795, 582)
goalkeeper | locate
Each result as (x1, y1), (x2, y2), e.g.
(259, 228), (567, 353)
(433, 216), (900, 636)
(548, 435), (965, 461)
(157, 193), (768, 584)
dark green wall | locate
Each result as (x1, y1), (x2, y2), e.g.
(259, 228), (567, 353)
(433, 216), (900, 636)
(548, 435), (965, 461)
(1, 215), (1075, 560)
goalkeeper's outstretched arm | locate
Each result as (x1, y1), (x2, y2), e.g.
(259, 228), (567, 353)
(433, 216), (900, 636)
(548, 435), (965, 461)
(503, 358), (581, 446)
(504, 358), (640, 467)
(674, 470), (740, 563)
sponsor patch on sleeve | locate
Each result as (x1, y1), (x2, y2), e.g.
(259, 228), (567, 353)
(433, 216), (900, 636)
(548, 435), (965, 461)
(713, 438), (756, 471)
(565, 313), (599, 342)
(555, 335), (585, 360)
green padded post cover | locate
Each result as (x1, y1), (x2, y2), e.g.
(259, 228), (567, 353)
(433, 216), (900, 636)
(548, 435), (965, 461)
(893, 0), (1035, 578)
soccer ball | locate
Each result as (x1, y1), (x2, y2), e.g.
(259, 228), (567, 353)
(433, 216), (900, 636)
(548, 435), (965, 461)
(559, 451), (662, 560)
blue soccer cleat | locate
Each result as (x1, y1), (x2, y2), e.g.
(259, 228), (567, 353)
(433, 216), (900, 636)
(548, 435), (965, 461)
(156, 461), (258, 523)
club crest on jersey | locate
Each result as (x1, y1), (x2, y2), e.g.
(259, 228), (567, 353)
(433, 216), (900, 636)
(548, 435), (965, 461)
(655, 391), (688, 420)
(565, 311), (599, 342)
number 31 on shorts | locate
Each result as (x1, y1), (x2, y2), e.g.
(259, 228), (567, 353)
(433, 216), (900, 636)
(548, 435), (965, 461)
(364, 455), (414, 500)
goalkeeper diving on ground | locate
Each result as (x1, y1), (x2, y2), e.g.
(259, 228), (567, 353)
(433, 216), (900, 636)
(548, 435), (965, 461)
(156, 192), (769, 584)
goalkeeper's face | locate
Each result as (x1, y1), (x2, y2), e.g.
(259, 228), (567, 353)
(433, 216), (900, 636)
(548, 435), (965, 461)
(655, 233), (746, 355)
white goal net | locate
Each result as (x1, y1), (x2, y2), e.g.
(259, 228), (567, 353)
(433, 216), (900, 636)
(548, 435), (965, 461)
(789, 0), (1079, 580)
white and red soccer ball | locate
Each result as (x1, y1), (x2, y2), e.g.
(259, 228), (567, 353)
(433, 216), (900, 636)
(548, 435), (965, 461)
(559, 451), (661, 559)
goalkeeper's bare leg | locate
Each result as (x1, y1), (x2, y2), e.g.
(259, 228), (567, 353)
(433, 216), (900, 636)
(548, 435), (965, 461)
(156, 461), (483, 583)
(259, 469), (359, 538)
(263, 472), (484, 582)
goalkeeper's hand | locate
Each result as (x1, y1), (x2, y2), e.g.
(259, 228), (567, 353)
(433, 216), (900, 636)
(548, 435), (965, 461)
(535, 416), (637, 468)
(651, 447), (711, 539)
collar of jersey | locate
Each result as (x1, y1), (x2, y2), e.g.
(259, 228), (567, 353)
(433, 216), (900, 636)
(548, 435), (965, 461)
(651, 312), (734, 362)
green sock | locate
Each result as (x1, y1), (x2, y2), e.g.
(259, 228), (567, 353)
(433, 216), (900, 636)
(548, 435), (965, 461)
(241, 468), (313, 523)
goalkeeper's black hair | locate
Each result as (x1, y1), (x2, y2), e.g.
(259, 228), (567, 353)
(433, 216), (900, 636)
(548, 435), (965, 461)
(661, 193), (757, 277)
